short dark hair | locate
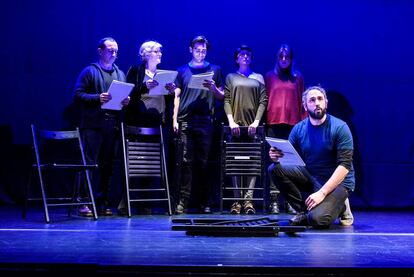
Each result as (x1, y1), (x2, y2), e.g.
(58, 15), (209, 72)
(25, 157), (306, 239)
(302, 85), (328, 105)
(97, 37), (116, 49)
(234, 44), (252, 61)
(189, 35), (210, 49)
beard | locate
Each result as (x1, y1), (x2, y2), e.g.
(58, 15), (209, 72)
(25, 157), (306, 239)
(308, 107), (327, 120)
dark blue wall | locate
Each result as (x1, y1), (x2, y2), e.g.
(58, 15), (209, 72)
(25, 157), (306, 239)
(1, 0), (413, 208)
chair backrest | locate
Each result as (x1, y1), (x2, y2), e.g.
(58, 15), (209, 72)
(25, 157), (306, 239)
(121, 123), (166, 178)
(222, 125), (265, 142)
(221, 125), (266, 176)
(31, 124), (89, 167)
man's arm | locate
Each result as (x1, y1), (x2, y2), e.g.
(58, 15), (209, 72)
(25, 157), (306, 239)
(74, 68), (101, 103)
(306, 145), (353, 210)
(305, 164), (349, 211)
(172, 88), (181, 133)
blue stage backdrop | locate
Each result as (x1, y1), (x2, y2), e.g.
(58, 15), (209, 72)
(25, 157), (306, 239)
(1, 0), (413, 208)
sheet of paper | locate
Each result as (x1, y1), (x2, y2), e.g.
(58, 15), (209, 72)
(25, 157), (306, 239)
(148, 70), (178, 95)
(101, 80), (134, 110)
(266, 137), (306, 166)
(187, 71), (214, 90)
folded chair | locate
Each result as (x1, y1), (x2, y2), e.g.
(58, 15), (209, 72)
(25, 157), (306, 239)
(121, 123), (172, 217)
(23, 124), (98, 223)
(220, 125), (267, 213)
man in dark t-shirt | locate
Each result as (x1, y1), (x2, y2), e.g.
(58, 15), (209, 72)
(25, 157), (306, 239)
(172, 36), (224, 214)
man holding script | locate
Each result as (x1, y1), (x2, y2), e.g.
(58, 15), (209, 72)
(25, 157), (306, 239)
(73, 37), (129, 217)
(268, 86), (355, 228)
(172, 35), (224, 215)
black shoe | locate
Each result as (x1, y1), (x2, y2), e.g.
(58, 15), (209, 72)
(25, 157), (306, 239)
(269, 201), (280, 214)
(285, 202), (297, 215)
(289, 212), (308, 226)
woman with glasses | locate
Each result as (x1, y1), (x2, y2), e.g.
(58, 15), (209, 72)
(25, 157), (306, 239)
(124, 40), (176, 127)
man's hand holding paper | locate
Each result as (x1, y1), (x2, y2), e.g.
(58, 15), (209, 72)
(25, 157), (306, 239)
(269, 147), (284, 163)
(188, 71), (214, 90)
(266, 137), (305, 166)
(146, 70), (178, 95)
(101, 80), (134, 110)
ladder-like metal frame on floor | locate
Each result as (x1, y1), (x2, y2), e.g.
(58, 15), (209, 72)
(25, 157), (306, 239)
(172, 217), (307, 236)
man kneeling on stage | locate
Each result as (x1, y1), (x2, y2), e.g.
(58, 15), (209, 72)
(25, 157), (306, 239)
(268, 85), (354, 228)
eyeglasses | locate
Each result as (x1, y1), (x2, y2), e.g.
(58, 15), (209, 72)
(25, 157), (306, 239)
(238, 52), (251, 57)
(193, 48), (207, 55)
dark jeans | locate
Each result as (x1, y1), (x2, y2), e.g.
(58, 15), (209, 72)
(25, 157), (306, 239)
(268, 162), (349, 228)
(266, 124), (294, 194)
(177, 117), (213, 207)
(81, 114), (121, 207)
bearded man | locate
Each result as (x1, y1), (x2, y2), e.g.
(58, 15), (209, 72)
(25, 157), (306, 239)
(268, 86), (355, 228)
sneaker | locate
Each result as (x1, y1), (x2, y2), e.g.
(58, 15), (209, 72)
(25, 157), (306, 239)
(285, 202), (297, 215)
(175, 200), (186, 215)
(230, 202), (241, 214)
(243, 200), (256, 215)
(78, 205), (93, 217)
(99, 207), (113, 216)
(289, 212), (308, 226)
(339, 198), (354, 226)
(269, 201), (280, 214)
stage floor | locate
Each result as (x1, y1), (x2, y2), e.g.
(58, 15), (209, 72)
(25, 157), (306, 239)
(0, 205), (413, 276)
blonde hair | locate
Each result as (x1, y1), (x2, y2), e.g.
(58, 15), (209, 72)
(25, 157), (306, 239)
(139, 41), (162, 61)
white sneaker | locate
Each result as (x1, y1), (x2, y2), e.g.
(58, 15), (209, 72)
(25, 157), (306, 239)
(339, 198), (354, 226)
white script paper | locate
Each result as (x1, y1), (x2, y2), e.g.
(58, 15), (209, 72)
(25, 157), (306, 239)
(101, 80), (134, 110)
(187, 71), (214, 90)
(266, 137), (306, 166)
(149, 70), (178, 95)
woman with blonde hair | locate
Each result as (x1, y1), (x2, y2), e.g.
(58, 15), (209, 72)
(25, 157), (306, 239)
(124, 40), (176, 127)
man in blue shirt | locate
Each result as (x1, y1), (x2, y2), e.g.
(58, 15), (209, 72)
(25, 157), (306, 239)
(268, 86), (354, 228)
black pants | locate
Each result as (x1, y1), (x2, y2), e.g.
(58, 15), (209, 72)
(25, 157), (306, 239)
(81, 114), (121, 207)
(176, 117), (213, 207)
(268, 162), (349, 228)
(266, 124), (294, 194)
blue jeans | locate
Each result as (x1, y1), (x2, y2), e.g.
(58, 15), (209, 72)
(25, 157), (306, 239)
(268, 163), (349, 228)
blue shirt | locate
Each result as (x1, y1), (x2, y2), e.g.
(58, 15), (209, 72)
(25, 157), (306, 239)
(289, 114), (355, 191)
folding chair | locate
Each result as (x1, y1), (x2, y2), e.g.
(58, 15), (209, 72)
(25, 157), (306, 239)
(23, 124), (98, 223)
(121, 123), (172, 217)
(220, 125), (267, 213)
